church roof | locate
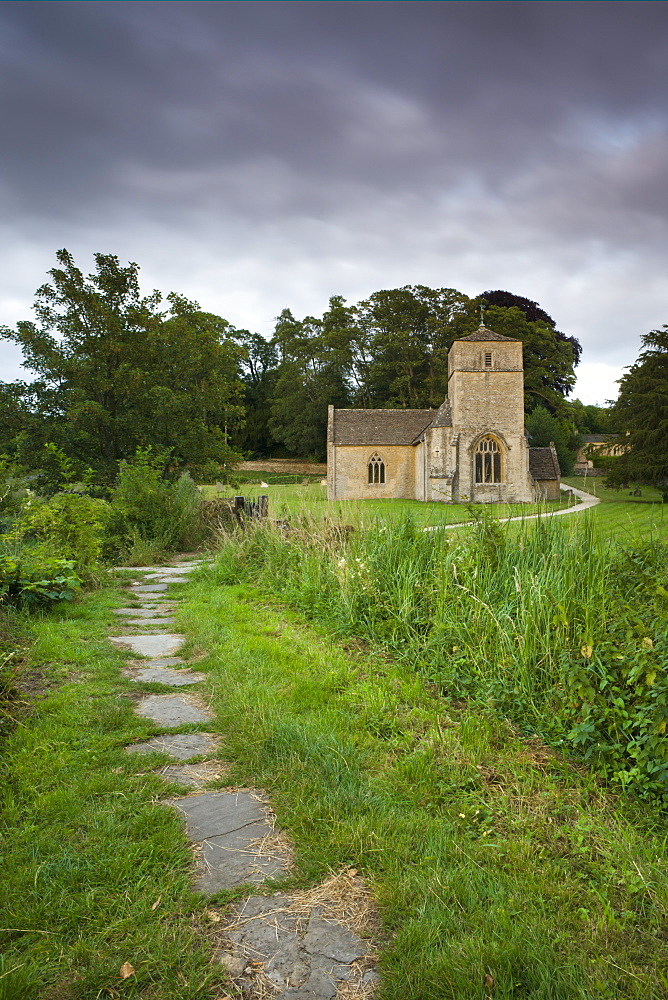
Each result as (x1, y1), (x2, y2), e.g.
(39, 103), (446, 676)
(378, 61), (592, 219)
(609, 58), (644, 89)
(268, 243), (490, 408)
(459, 324), (518, 342)
(331, 408), (434, 446)
(429, 398), (452, 428)
(529, 446), (561, 480)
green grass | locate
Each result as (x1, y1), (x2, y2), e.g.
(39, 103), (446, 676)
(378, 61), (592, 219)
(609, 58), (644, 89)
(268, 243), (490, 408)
(563, 477), (667, 541)
(174, 569), (668, 998)
(0, 591), (231, 1000)
(3, 485), (668, 999)
(202, 475), (667, 541)
(201, 481), (572, 528)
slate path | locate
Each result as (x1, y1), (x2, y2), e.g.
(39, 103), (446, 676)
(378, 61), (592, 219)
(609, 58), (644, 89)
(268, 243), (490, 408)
(115, 557), (378, 999)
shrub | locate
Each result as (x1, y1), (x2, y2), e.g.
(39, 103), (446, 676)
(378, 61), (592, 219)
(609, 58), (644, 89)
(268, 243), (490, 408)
(10, 491), (111, 575)
(108, 448), (206, 560)
(0, 552), (81, 606)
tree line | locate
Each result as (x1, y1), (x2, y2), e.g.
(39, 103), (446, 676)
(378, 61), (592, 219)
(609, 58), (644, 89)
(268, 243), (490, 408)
(0, 250), (644, 487)
(234, 286), (596, 467)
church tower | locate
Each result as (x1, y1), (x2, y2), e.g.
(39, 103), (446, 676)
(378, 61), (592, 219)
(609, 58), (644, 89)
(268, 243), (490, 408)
(445, 324), (532, 502)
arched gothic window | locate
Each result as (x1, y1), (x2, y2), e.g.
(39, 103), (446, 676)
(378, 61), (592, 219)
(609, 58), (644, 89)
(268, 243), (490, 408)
(475, 436), (502, 483)
(368, 453), (385, 484)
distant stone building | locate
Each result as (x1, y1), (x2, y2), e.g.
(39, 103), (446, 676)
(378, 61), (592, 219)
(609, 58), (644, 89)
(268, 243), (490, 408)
(573, 434), (628, 474)
(327, 324), (560, 503)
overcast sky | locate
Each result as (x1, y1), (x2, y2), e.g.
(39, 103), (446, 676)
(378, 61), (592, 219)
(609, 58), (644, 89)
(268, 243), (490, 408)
(1, 1), (666, 404)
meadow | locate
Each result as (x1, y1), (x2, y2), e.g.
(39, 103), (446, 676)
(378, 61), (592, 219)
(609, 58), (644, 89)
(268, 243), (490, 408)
(201, 480), (575, 529)
(563, 476), (667, 541)
(2, 475), (667, 998)
(202, 473), (667, 541)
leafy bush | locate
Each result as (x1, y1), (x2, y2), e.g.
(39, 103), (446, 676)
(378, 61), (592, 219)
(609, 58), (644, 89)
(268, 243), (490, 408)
(0, 552), (81, 606)
(108, 447), (206, 560)
(10, 491), (111, 574)
(0, 462), (35, 524)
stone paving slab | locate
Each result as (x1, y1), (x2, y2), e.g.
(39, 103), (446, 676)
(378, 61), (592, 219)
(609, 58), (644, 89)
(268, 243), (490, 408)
(166, 791), (286, 891)
(142, 566), (193, 575)
(117, 617), (177, 628)
(131, 592), (173, 601)
(128, 656), (186, 668)
(197, 824), (285, 891)
(221, 895), (374, 998)
(110, 633), (185, 657)
(124, 665), (205, 686)
(167, 791), (266, 841)
(113, 606), (176, 617)
(150, 575), (190, 584)
(131, 583), (169, 593)
(135, 694), (213, 726)
(158, 761), (228, 787)
(126, 732), (219, 759)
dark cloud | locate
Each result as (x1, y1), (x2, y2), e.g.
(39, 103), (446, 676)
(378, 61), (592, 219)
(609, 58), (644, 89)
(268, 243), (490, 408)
(0, 1), (666, 402)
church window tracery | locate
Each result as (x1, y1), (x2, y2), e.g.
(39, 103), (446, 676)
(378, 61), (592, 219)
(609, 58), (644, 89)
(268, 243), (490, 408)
(368, 453), (385, 484)
(475, 436), (502, 483)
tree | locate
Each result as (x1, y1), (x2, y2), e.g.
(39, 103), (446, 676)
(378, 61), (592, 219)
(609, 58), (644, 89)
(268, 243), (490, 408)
(481, 290), (582, 366)
(268, 308), (349, 459)
(228, 283), (581, 460)
(525, 405), (575, 475)
(606, 325), (668, 496)
(566, 399), (613, 435)
(477, 297), (579, 414)
(0, 250), (245, 480)
(230, 329), (279, 457)
(354, 286), (469, 408)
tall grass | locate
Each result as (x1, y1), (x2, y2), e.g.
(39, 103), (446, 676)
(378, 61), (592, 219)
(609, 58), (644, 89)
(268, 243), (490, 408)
(212, 510), (668, 801)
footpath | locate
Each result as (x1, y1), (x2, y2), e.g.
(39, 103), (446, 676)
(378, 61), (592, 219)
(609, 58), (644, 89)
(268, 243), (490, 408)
(425, 482), (600, 532)
(110, 559), (379, 1000)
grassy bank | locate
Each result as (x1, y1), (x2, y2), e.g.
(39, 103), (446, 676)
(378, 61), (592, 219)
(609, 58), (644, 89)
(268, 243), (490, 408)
(3, 482), (668, 999)
(0, 588), (230, 1000)
(211, 511), (668, 802)
(2, 549), (668, 997)
(563, 477), (667, 541)
(177, 567), (668, 998)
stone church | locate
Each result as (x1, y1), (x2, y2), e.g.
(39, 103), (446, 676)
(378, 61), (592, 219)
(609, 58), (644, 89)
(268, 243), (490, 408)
(327, 323), (560, 503)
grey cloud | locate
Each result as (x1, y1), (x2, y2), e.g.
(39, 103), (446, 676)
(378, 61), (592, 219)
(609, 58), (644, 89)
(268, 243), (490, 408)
(0, 1), (666, 402)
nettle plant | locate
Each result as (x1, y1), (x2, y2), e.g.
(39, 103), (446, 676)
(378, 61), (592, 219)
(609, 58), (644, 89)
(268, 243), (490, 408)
(0, 553), (81, 605)
(13, 491), (111, 574)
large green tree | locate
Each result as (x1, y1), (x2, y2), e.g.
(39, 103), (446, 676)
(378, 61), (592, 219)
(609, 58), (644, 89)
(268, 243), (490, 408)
(0, 250), (244, 479)
(268, 308), (349, 459)
(525, 405), (575, 475)
(354, 285), (469, 408)
(606, 325), (668, 495)
(262, 284), (581, 458)
(230, 328), (279, 457)
(477, 297), (579, 415)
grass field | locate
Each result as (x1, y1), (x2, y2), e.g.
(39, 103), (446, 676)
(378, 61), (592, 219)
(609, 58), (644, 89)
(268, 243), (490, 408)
(3, 569), (668, 999)
(0, 585), (230, 1000)
(201, 481), (574, 528)
(2, 474), (666, 998)
(563, 476), (667, 540)
(202, 475), (668, 540)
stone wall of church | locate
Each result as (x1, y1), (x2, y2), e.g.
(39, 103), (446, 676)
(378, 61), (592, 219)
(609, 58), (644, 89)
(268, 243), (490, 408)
(532, 478), (561, 501)
(454, 428), (533, 503)
(327, 444), (417, 500)
(448, 345), (532, 503)
(448, 370), (525, 435)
